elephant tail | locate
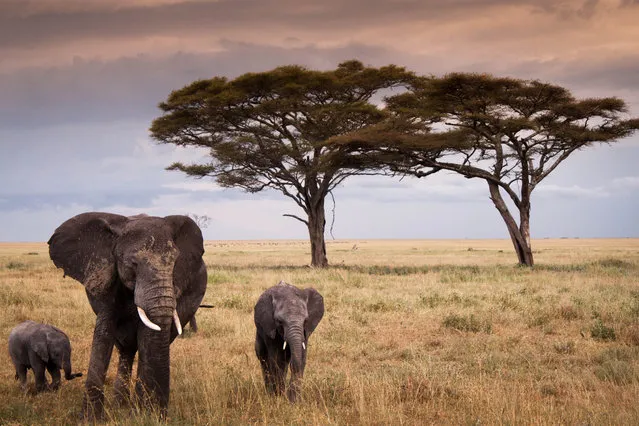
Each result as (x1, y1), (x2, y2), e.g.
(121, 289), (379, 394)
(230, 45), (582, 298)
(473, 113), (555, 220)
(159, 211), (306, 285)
(65, 372), (83, 380)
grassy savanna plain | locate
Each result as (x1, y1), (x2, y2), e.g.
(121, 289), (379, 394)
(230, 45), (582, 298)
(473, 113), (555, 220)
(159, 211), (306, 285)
(1, 239), (639, 425)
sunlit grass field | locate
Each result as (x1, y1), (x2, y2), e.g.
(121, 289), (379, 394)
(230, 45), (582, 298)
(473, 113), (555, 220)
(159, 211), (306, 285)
(1, 238), (639, 425)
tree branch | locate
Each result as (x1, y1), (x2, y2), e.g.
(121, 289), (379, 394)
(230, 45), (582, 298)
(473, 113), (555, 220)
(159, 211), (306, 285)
(282, 214), (309, 226)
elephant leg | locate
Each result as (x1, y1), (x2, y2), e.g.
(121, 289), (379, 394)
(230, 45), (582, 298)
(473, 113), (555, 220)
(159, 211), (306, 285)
(28, 352), (48, 393)
(189, 316), (198, 333)
(46, 363), (61, 391)
(274, 345), (290, 396)
(255, 333), (277, 394)
(14, 364), (28, 390)
(113, 349), (136, 406)
(83, 314), (115, 420)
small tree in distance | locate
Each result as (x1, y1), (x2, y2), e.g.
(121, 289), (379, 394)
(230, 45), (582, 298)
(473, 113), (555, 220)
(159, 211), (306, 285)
(332, 73), (639, 266)
(188, 214), (211, 229)
(151, 61), (415, 267)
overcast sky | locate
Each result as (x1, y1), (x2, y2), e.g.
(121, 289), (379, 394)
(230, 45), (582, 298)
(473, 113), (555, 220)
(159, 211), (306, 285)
(1, 0), (638, 242)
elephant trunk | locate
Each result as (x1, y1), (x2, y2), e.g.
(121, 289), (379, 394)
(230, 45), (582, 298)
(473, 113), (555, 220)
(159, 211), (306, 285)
(134, 279), (175, 415)
(136, 308), (172, 414)
(285, 322), (306, 403)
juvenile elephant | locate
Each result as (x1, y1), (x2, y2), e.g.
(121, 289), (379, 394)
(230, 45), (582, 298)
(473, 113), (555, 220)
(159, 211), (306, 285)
(8, 320), (83, 392)
(48, 212), (207, 419)
(254, 281), (324, 402)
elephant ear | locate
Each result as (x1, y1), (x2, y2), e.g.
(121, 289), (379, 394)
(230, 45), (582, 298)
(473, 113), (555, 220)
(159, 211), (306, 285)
(48, 212), (128, 297)
(164, 215), (204, 292)
(30, 330), (49, 363)
(303, 288), (324, 337)
(254, 292), (277, 339)
(164, 215), (204, 263)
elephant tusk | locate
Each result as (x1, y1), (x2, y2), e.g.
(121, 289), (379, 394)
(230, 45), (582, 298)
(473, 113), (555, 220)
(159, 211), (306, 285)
(302, 342), (306, 350)
(283, 341), (287, 350)
(173, 310), (182, 335)
(137, 307), (161, 331)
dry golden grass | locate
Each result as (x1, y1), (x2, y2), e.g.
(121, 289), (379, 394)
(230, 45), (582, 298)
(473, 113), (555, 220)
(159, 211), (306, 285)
(1, 238), (639, 425)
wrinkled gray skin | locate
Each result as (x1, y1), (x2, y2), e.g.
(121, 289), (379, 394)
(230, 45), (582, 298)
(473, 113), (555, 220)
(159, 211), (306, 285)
(48, 212), (207, 419)
(254, 281), (324, 402)
(8, 320), (83, 393)
(186, 316), (199, 333)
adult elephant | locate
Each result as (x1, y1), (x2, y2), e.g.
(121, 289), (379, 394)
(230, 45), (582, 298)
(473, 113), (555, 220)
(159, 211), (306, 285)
(48, 212), (207, 419)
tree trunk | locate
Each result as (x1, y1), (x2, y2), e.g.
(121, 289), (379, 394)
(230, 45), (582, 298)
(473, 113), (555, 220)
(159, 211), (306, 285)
(488, 182), (534, 267)
(307, 199), (328, 268)
(518, 197), (534, 267)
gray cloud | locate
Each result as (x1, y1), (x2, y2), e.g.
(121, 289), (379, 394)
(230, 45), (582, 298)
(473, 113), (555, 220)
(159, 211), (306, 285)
(0, 42), (417, 129)
(0, 0), (563, 49)
(3, 39), (638, 132)
(504, 53), (639, 100)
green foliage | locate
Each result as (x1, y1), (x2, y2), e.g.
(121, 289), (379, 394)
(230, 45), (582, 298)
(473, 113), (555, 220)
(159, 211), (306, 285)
(442, 313), (492, 333)
(0, 286), (41, 307)
(218, 295), (252, 312)
(150, 61), (415, 193)
(594, 350), (637, 385)
(4, 261), (27, 270)
(591, 319), (617, 341)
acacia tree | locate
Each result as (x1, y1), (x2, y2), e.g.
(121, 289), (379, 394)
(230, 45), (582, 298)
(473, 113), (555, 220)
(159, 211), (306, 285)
(150, 60), (414, 267)
(333, 73), (639, 266)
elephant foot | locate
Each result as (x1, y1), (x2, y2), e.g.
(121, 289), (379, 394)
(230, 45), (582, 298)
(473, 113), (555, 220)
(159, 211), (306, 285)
(286, 382), (301, 403)
(79, 407), (105, 424)
(81, 394), (106, 423)
(130, 398), (168, 423)
(35, 385), (49, 394)
(113, 389), (132, 409)
(77, 407), (105, 424)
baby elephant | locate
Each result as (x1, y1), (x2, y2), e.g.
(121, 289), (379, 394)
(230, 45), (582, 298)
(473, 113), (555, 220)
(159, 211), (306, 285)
(8, 320), (83, 393)
(254, 281), (324, 402)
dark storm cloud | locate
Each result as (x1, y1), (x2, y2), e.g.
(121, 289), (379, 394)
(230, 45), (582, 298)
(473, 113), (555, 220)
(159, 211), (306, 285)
(504, 53), (639, 105)
(0, 42), (410, 129)
(1, 0), (603, 50)
(531, 0), (601, 19)
(3, 39), (637, 131)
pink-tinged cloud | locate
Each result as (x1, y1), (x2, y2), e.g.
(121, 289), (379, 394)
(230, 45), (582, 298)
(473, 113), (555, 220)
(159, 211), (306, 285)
(1, 0), (638, 75)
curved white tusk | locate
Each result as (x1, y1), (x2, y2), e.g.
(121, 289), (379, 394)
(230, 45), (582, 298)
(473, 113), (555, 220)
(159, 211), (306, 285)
(173, 310), (182, 335)
(137, 307), (161, 331)
(302, 342), (306, 350)
(283, 341), (287, 350)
